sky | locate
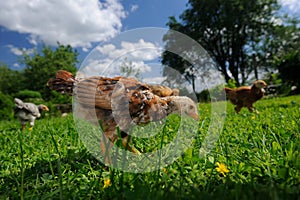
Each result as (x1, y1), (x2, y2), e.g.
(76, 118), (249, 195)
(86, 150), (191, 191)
(0, 0), (189, 70)
(0, 0), (299, 75)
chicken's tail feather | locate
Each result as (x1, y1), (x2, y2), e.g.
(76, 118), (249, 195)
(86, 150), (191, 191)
(224, 87), (233, 94)
(47, 70), (75, 95)
(14, 98), (24, 108)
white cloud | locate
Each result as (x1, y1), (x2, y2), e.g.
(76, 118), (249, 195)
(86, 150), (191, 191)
(278, 0), (300, 15)
(13, 63), (20, 68)
(7, 45), (35, 56)
(130, 4), (139, 13)
(96, 39), (161, 61)
(79, 39), (162, 77)
(0, 0), (126, 48)
(143, 76), (167, 84)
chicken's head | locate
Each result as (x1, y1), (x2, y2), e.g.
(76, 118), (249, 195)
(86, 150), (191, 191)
(254, 80), (267, 89)
(38, 105), (49, 112)
(165, 96), (199, 120)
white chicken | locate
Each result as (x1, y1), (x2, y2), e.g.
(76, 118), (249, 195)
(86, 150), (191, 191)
(14, 98), (49, 131)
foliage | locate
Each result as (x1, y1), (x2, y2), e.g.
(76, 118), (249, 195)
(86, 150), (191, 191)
(269, 19), (300, 63)
(0, 64), (24, 95)
(276, 51), (300, 94)
(49, 90), (73, 105)
(225, 79), (237, 89)
(119, 58), (142, 80)
(21, 43), (78, 101)
(0, 43), (79, 119)
(197, 84), (226, 102)
(162, 0), (300, 86)
(15, 90), (42, 100)
(1, 95), (300, 199)
(264, 72), (282, 86)
(197, 89), (210, 102)
(47, 91), (73, 116)
(0, 92), (14, 120)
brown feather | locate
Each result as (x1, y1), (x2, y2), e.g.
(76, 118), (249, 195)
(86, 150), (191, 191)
(225, 80), (267, 113)
(47, 70), (198, 164)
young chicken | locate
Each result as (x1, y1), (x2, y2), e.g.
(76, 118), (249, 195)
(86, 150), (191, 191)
(14, 98), (49, 131)
(47, 70), (199, 164)
(224, 80), (267, 113)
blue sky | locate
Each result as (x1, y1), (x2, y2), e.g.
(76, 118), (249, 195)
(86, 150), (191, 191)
(0, 0), (189, 70)
(0, 0), (299, 71)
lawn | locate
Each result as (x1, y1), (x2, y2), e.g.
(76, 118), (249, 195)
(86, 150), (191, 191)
(0, 95), (299, 199)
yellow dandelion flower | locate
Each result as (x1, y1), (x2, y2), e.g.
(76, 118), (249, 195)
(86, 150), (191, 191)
(28, 127), (33, 131)
(162, 167), (168, 174)
(103, 178), (112, 189)
(216, 162), (229, 177)
(251, 115), (256, 120)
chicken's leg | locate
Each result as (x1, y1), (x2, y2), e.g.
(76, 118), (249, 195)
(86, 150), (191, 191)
(100, 131), (140, 165)
(121, 134), (139, 154)
(100, 134), (115, 165)
(21, 123), (26, 131)
(235, 105), (242, 113)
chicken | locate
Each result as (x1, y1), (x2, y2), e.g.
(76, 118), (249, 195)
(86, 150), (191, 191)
(47, 70), (199, 163)
(14, 98), (49, 131)
(224, 80), (267, 113)
(148, 84), (179, 96)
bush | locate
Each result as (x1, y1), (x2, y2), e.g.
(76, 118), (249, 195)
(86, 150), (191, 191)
(49, 90), (72, 104)
(197, 84), (227, 102)
(0, 92), (14, 120)
(197, 89), (210, 102)
(277, 51), (300, 95)
(225, 79), (237, 88)
(15, 90), (42, 100)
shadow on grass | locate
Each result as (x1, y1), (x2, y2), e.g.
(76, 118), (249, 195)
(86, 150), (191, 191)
(0, 148), (107, 199)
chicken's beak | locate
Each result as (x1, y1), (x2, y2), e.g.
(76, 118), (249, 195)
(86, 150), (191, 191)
(190, 112), (199, 121)
(262, 81), (268, 88)
(44, 106), (49, 111)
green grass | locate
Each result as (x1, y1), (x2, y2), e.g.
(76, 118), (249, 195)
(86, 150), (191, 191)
(1, 95), (300, 199)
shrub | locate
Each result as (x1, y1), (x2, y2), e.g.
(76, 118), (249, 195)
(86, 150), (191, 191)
(15, 90), (42, 100)
(225, 79), (237, 88)
(0, 92), (14, 120)
(197, 89), (210, 102)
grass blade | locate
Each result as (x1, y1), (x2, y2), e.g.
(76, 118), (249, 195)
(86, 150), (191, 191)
(48, 125), (63, 200)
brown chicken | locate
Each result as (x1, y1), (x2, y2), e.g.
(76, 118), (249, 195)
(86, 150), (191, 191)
(148, 84), (179, 96)
(224, 80), (267, 113)
(47, 70), (198, 164)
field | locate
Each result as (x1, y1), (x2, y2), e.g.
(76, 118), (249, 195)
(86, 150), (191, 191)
(1, 95), (300, 199)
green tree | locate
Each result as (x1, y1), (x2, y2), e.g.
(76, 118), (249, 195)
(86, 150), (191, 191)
(276, 51), (300, 94)
(21, 43), (78, 100)
(119, 58), (142, 80)
(162, 0), (280, 87)
(271, 19), (300, 62)
(0, 92), (14, 120)
(0, 63), (23, 95)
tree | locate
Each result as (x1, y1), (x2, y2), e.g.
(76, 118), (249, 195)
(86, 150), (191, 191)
(0, 92), (14, 120)
(276, 51), (300, 94)
(119, 58), (142, 80)
(0, 63), (24, 95)
(271, 19), (300, 62)
(21, 43), (78, 100)
(162, 0), (280, 86)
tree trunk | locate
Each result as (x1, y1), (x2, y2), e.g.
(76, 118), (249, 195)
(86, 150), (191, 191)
(253, 57), (258, 80)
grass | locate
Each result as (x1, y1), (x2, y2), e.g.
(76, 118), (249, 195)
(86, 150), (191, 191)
(0, 95), (300, 199)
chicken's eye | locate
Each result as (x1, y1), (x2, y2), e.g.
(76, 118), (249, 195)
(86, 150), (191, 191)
(189, 105), (194, 109)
